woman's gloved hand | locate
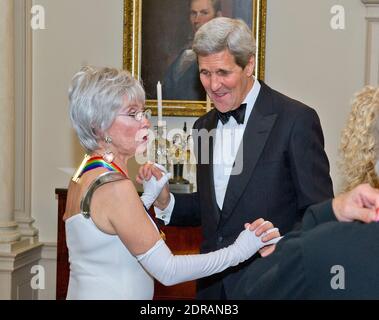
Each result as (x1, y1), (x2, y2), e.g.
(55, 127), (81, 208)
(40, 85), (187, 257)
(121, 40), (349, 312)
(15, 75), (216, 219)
(140, 163), (171, 210)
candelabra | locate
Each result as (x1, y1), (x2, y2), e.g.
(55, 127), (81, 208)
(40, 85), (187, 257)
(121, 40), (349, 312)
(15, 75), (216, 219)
(154, 124), (169, 168)
(167, 122), (193, 193)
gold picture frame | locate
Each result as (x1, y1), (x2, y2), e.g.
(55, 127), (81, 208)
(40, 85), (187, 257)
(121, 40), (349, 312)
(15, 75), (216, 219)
(123, 0), (267, 117)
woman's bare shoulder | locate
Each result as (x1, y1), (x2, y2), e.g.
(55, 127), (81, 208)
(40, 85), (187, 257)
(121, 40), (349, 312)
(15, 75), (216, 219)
(90, 178), (142, 217)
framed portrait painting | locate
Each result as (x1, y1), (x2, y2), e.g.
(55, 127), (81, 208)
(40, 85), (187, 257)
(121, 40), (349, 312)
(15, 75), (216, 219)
(123, 0), (267, 116)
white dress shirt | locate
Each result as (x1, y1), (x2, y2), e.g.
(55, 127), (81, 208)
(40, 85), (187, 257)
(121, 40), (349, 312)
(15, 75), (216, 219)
(213, 80), (261, 210)
(156, 79), (261, 223)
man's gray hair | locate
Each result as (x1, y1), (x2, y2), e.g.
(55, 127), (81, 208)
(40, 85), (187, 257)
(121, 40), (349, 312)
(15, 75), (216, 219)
(192, 17), (256, 68)
(68, 66), (145, 153)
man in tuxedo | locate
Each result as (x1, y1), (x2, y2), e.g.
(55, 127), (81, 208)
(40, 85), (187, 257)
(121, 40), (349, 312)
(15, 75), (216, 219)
(143, 17), (333, 299)
(231, 183), (379, 299)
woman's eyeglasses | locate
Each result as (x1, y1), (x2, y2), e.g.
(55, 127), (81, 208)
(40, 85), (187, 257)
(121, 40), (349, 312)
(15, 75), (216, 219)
(117, 109), (152, 122)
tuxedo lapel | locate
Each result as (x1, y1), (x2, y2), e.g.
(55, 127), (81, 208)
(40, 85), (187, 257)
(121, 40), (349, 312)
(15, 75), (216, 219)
(221, 83), (278, 222)
(195, 110), (221, 224)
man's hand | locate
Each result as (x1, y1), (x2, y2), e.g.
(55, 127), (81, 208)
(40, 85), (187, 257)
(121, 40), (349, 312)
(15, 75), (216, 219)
(332, 183), (379, 223)
(245, 218), (282, 258)
(137, 161), (163, 184)
(137, 162), (171, 210)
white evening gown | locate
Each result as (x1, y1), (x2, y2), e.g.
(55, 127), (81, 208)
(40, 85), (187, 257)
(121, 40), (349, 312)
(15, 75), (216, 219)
(65, 213), (154, 300)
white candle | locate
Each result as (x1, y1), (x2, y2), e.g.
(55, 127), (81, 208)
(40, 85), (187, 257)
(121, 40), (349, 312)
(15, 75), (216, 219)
(157, 81), (163, 126)
(206, 95), (211, 112)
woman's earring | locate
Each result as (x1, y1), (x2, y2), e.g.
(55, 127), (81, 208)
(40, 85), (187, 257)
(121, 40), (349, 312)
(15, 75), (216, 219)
(103, 136), (115, 163)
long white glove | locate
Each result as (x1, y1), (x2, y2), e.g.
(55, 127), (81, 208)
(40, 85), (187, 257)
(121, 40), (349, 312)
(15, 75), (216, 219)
(136, 226), (281, 286)
(140, 163), (172, 210)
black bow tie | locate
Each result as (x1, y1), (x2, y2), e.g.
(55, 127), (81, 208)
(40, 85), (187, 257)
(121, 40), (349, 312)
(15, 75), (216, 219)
(216, 103), (247, 125)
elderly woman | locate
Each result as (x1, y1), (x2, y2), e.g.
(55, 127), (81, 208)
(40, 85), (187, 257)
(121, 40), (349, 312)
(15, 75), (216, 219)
(63, 66), (280, 300)
(339, 86), (379, 191)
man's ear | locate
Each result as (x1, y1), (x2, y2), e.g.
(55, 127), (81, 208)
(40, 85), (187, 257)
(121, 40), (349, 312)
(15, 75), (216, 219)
(245, 55), (256, 78)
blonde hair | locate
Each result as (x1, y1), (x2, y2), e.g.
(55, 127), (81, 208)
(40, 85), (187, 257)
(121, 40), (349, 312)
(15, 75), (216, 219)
(339, 86), (379, 191)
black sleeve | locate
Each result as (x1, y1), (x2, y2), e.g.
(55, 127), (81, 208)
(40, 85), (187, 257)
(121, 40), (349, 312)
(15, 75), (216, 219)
(301, 199), (337, 231)
(168, 192), (202, 227)
(230, 231), (307, 299)
(231, 201), (341, 300)
(288, 107), (334, 223)
(231, 201), (336, 300)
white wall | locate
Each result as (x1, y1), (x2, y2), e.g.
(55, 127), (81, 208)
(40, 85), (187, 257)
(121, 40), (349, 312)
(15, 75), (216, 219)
(265, 0), (366, 191)
(31, 0), (369, 298)
(32, 0), (124, 243)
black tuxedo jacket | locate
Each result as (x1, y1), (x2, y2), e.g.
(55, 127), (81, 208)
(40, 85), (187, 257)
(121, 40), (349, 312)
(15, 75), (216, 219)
(231, 200), (379, 299)
(171, 82), (334, 299)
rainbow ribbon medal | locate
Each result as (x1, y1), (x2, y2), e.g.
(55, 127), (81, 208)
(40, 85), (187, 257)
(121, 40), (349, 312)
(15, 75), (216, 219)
(72, 155), (126, 182)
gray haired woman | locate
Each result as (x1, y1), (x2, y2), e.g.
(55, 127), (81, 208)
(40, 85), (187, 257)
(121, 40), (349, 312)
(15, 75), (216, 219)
(64, 66), (280, 299)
